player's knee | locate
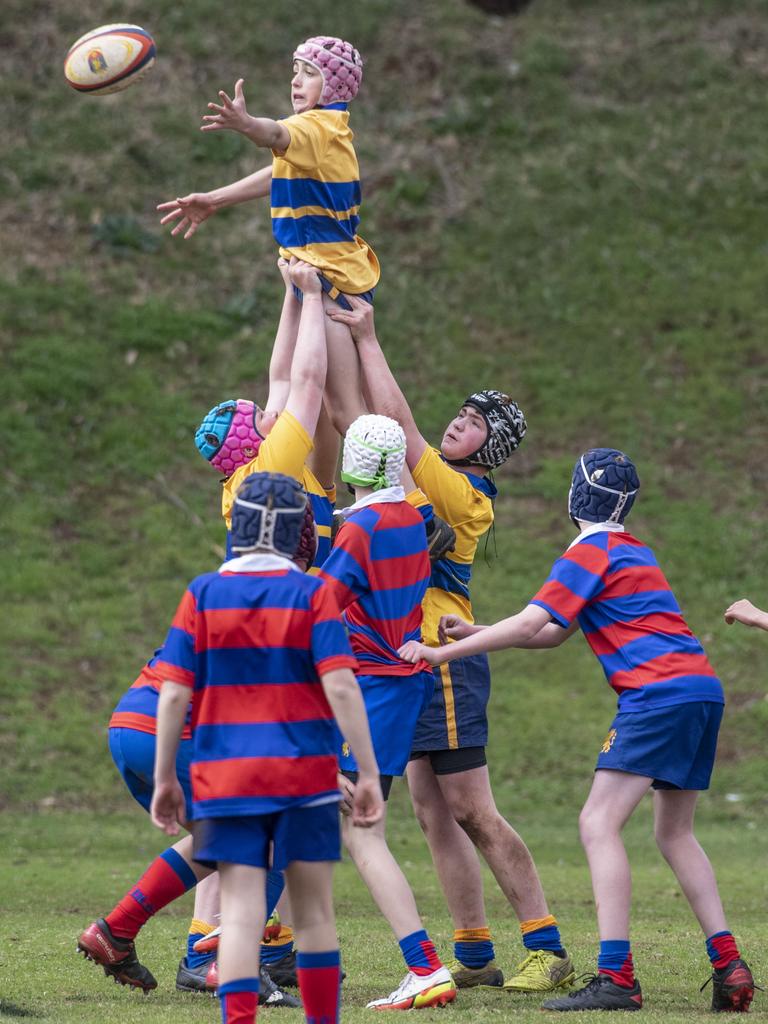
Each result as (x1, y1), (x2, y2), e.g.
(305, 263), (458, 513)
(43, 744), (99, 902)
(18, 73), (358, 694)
(578, 804), (605, 847)
(454, 807), (490, 845)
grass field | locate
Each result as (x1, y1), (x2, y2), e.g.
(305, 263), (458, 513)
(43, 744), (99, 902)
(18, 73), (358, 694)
(1, 796), (766, 1022)
(2, 0), (768, 1017)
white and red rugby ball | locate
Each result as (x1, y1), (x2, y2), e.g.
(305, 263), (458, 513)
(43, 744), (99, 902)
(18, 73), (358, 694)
(64, 24), (156, 95)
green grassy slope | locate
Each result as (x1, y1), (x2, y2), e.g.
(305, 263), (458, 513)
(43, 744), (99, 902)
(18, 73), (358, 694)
(1, 0), (767, 812)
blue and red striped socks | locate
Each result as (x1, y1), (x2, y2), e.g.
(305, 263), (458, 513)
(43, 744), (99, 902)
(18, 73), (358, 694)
(219, 977), (259, 1024)
(706, 931), (741, 969)
(597, 940), (635, 988)
(521, 915), (564, 954)
(398, 930), (443, 976)
(106, 847), (198, 939)
(454, 927), (495, 968)
(296, 950), (341, 1024)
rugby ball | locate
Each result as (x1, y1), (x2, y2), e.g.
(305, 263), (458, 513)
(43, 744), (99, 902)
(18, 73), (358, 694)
(64, 24), (156, 95)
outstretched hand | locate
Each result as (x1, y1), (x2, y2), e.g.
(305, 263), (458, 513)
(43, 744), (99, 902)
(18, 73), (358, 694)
(398, 640), (439, 665)
(157, 193), (216, 239)
(201, 78), (253, 135)
(724, 598), (765, 628)
(150, 779), (187, 836)
(326, 294), (376, 343)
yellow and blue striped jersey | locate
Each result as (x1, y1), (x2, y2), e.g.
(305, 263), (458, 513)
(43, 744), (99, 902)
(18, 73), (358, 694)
(410, 446), (496, 646)
(271, 105), (379, 295)
(221, 410), (335, 570)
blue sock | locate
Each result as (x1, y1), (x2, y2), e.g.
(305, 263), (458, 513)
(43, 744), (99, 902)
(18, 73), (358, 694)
(219, 976), (259, 1023)
(398, 930), (442, 975)
(454, 927), (494, 968)
(597, 940), (634, 988)
(266, 868), (284, 918)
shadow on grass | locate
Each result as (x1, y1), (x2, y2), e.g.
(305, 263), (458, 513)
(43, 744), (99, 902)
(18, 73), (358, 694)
(0, 1003), (40, 1018)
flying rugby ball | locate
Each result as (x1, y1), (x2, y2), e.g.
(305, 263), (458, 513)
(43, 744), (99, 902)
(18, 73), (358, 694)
(64, 24), (156, 95)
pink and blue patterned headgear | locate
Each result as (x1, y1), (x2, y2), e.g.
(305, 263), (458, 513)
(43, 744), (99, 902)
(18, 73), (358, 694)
(195, 399), (263, 477)
(293, 36), (363, 105)
(568, 448), (640, 525)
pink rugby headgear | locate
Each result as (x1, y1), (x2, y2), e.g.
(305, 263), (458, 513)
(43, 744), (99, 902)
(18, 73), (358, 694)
(293, 36), (363, 105)
(195, 399), (264, 477)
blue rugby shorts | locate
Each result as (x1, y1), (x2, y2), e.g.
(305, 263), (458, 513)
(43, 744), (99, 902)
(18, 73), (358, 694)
(193, 801), (341, 870)
(109, 726), (194, 820)
(338, 671), (433, 776)
(595, 700), (724, 790)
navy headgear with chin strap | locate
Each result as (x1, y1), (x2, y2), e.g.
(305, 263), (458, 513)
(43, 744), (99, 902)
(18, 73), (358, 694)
(568, 448), (640, 525)
(231, 472), (308, 557)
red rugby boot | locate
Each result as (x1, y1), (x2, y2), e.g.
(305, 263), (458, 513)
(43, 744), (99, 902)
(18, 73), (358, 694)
(77, 918), (157, 992)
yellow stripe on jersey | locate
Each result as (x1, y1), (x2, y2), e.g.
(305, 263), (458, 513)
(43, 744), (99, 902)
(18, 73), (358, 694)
(411, 446), (495, 646)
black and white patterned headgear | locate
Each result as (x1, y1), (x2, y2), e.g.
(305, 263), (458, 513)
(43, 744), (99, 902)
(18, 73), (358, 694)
(455, 390), (527, 469)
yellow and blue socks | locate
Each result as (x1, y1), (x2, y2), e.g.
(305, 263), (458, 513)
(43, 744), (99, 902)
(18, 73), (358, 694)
(187, 918), (215, 970)
(399, 930), (443, 976)
(707, 931), (741, 969)
(296, 950), (341, 1024)
(260, 925), (294, 966)
(220, 977), (259, 1024)
(453, 927), (495, 968)
(597, 940), (635, 988)
(521, 915), (565, 955)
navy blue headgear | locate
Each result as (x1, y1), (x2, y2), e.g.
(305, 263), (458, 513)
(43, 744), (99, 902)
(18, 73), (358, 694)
(231, 472), (308, 557)
(568, 449), (640, 525)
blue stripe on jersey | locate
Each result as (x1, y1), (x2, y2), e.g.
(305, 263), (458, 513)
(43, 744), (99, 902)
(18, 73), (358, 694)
(604, 540), (660, 569)
(581, 590), (683, 630)
(273, 214), (360, 248)
(619, 676), (724, 709)
(595, 632), (706, 678)
(429, 558), (472, 600)
(271, 176), (361, 212)
(192, 579), (312, 612)
(544, 559), (605, 601)
(196, 647), (321, 687)
(194, 720), (335, 759)
(164, 626), (197, 673)
(355, 580), (433, 622)
(323, 545), (367, 598)
(370, 521), (430, 559)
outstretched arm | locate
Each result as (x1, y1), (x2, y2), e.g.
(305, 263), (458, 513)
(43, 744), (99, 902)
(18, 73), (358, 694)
(399, 603), (557, 666)
(284, 259), (327, 437)
(327, 298), (428, 469)
(201, 79), (290, 151)
(724, 598), (768, 631)
(264, 258), (302, 414)
(157, 165), (272, 240)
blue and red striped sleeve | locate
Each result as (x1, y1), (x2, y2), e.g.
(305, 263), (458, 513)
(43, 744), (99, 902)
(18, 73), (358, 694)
(156, 588), (197, 688)
(309, 580), (357, 677)
(531, 537), (610, 627)
(318, 517), (372, 611)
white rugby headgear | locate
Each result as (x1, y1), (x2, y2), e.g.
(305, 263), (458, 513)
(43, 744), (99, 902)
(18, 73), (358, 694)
(341, 414), (406, 491)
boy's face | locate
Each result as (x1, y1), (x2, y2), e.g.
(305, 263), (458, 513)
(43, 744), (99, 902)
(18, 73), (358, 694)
(440, 405), (488, 462)
(291, 59), (324, 113)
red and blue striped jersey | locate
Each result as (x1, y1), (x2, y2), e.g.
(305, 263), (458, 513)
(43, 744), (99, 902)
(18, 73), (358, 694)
(159, 557), (357, 817)
(319, 497), (431, 676)
(109, 649), (192, 740)
(530, 527), (724, 711)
